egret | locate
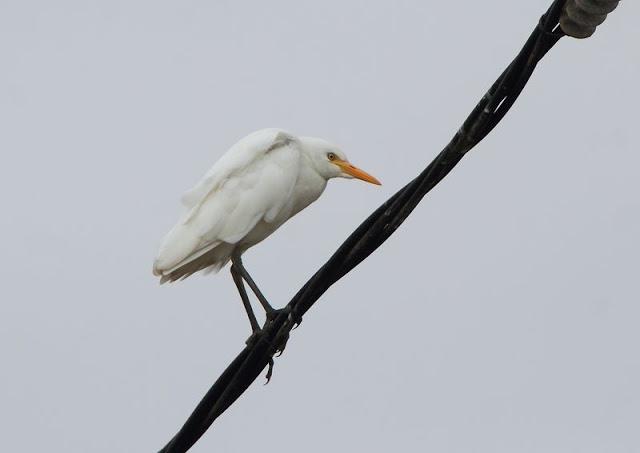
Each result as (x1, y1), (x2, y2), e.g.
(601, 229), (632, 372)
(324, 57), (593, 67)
(153, 128), (380, 334)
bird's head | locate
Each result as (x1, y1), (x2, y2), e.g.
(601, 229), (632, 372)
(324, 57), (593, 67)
(301, 137), (381, 185)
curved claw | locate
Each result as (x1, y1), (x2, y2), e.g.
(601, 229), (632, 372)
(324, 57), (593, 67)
(275, 344), (286, 357)
(291, 316), (303, 330)
(289, 310), (303, 330)
(274, 330), (290, 356)
(264, 358), (274, 384)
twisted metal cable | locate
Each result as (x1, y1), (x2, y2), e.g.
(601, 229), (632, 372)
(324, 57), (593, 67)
(156, 0), (618, 451)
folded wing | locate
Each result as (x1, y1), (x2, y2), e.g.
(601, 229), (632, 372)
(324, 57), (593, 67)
(153, 129), (301, 279)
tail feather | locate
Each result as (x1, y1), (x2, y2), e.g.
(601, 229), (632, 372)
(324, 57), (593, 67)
(155, 242), (234, 283)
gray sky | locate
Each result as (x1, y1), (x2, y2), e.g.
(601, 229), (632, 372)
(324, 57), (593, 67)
(1, 1), (638, 452)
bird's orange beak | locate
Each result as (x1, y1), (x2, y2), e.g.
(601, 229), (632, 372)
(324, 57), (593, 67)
(334, 160), (381, 185)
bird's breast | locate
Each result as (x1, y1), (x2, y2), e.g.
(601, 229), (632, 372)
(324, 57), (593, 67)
(288, 166), (327, 217)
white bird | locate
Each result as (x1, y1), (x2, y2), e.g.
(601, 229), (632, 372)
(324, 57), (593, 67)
(153, 128), (380, 332)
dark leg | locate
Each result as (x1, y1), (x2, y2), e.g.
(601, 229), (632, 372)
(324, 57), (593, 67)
(230, 264), (260, 333)
(230, 253), (287, 383)
(231, 254), (275, 315)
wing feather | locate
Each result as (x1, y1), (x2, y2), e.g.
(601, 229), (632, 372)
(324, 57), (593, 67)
(154, 129), (301, 275)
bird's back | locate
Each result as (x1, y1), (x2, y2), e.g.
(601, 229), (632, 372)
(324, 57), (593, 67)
(154, 129), (312, 282)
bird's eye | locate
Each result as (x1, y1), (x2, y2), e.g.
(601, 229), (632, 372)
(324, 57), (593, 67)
(327, 153), (336, 161)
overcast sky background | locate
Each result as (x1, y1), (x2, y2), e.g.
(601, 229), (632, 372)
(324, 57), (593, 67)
(1, 1), (638, 452)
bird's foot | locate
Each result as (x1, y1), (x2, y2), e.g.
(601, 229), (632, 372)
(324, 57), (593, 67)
(265, 306), (303, 328)
(265, 306), (290, 324)
(256, 306), (303, 382)
(243, 329), (277, 384)
(244, 328), (262, 347)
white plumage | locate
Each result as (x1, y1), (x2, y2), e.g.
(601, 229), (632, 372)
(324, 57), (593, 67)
(153, 128), (380, 285)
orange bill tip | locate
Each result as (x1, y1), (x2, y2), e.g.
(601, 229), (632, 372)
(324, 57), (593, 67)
(336, 160), (381, 185)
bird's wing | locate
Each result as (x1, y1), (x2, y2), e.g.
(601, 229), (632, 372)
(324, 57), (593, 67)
(180, 129), (296, 214)
(154, 129), (301, 274)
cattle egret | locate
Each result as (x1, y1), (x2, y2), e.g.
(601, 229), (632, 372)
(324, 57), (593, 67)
(154, 128), (380, 333)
